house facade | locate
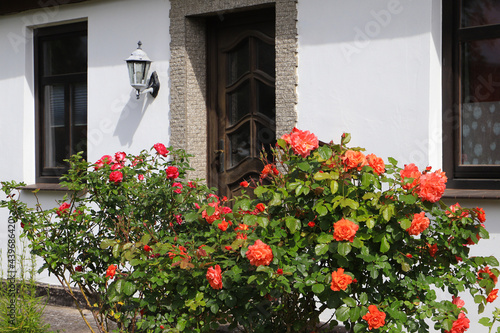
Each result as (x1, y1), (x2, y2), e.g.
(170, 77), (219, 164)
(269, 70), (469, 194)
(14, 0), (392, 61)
(0, 0), (498, 330)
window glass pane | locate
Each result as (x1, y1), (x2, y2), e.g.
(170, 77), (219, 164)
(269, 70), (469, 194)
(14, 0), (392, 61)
(227, 81), (250, 125)
(461, 0), (500, 27)
(461, 38), (500, 165)
(72, 82), (87, 158)
(44, 85), (66, 168)
(227, 39), (249, 85)
(256, 39), (275, 77)
(229, 122), (251, 168)
(43, 35), (87, 75)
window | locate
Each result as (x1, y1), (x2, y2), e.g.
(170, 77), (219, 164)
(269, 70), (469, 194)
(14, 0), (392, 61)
(443, 0), (500, 190)
(34, 22), (87, 183)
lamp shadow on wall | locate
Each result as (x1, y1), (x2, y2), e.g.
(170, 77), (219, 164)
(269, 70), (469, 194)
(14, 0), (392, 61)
(113, 90), (153, 146)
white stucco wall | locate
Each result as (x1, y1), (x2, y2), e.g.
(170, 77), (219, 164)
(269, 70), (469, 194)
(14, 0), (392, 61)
(0, 0), (170, 284)
(297, 0), (499, 331)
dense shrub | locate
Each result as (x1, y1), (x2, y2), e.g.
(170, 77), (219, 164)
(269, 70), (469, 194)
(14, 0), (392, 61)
(1, 130), (498, 333)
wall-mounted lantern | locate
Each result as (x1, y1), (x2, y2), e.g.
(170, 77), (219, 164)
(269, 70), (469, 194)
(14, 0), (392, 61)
(126, 41), (160, 99)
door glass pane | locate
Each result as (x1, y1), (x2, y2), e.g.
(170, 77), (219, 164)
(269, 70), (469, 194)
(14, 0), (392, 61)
(257, 80), (275, 120)
(229, 122), (251, 168)
(256, 39), (275, 77)
(227, 81), (251, 125)
(72, 82), (87, 158)
(256, 122), (276, 158)
(43, 35), (87, 75)
(227, 39), (249, 85)
(44, 85), (66, 168)
(461, 39), (500, 165)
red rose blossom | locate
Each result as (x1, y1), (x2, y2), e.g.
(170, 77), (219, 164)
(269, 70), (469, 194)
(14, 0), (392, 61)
(165, 166), (179, 179)
(57, 202), (70, 216)
(109, 171), (123, 184)
(277, 268), (283, 275)
(106, 264), (117, 279)
(94, 155), (113, 170)
(240, 180), (249, 187)
(153, 143), (169, 157)
(343, 150), (368, 171)
(206, 265), (223, 290)
(144, 245), (152, 252)
(256, 203), (266, 212)
(115, 151), (126, 162)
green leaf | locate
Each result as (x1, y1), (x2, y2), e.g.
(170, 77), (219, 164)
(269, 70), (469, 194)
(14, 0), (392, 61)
(315, 204), (328, 216)
(485, 256), (499, 267)
(269, 192), (282, 206)
(382, 205), (394, 221)
(350, 306), (361, 322)
(336, 306), (350, 322)
(257, 217), (269, 228)
(112, 244), (120, 258)
(298, 162), (311, 171)
(140, 234), (151, 245)
(254, 186), (268, 198)
(184, 212), (199, 222)
(317, 233), (333, 244)
(366, 218), (375, 229)
(123, 281), (136, 296)
(343, 297), (357, 307)
(442, 319), (453, 332)
(100, 239), (115, 249)
(388, 157), (398, 166)
(338, 242), (351, 256)
(248, 275), (257, 284)
(399, 194), (417, 204)
(341, 133), (351, 145)
(479, 317), (493, 327)
(317, 145), (333, 160)
(314, 172), (332, 181)
(312, 283), (325, 294)
(474, 295), (484, 304)
(359, 292), (368, 305)
(210, 304), (219, 314)
(330, 180), (339, 195)
(315, 244), (329, 256)
(400, 219), (411, 231)
(286, 217), (301, 234)
(352, 238), (363, 249)
(380, 236), (390, 253)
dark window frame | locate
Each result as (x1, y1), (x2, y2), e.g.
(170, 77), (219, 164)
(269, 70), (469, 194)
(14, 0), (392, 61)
(442, 0), (500, 191)
(34, 21), (87, 184)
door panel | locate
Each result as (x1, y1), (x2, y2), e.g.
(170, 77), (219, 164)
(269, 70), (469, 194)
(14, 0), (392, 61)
(208, 8), (276, 199)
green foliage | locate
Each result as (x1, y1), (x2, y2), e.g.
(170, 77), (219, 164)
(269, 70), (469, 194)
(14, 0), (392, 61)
(1, 133), (498, 333)
(0, 246), (55, 333)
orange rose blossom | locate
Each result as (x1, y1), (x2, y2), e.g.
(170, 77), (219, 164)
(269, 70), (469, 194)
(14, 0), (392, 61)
(246, 240), (273, 266)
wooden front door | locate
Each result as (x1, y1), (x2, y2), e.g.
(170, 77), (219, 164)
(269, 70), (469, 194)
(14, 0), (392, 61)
(207, 8), (276, 198)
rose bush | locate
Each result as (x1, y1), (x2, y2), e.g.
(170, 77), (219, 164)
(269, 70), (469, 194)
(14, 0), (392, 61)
(1, 128), (499, 333)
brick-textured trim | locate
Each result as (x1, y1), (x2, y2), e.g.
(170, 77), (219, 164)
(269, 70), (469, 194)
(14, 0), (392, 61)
(169, 0), (298, 181)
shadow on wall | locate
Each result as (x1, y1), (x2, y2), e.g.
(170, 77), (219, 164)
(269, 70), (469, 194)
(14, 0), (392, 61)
(113, 91), (154, 147)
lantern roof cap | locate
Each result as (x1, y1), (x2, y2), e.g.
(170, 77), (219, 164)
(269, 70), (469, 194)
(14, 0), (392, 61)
(126, 41), (152, 63)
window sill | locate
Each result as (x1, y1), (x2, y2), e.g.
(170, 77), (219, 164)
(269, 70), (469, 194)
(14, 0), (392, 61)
(20, 184), (70, 192)
(443, 189), (500, 200)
